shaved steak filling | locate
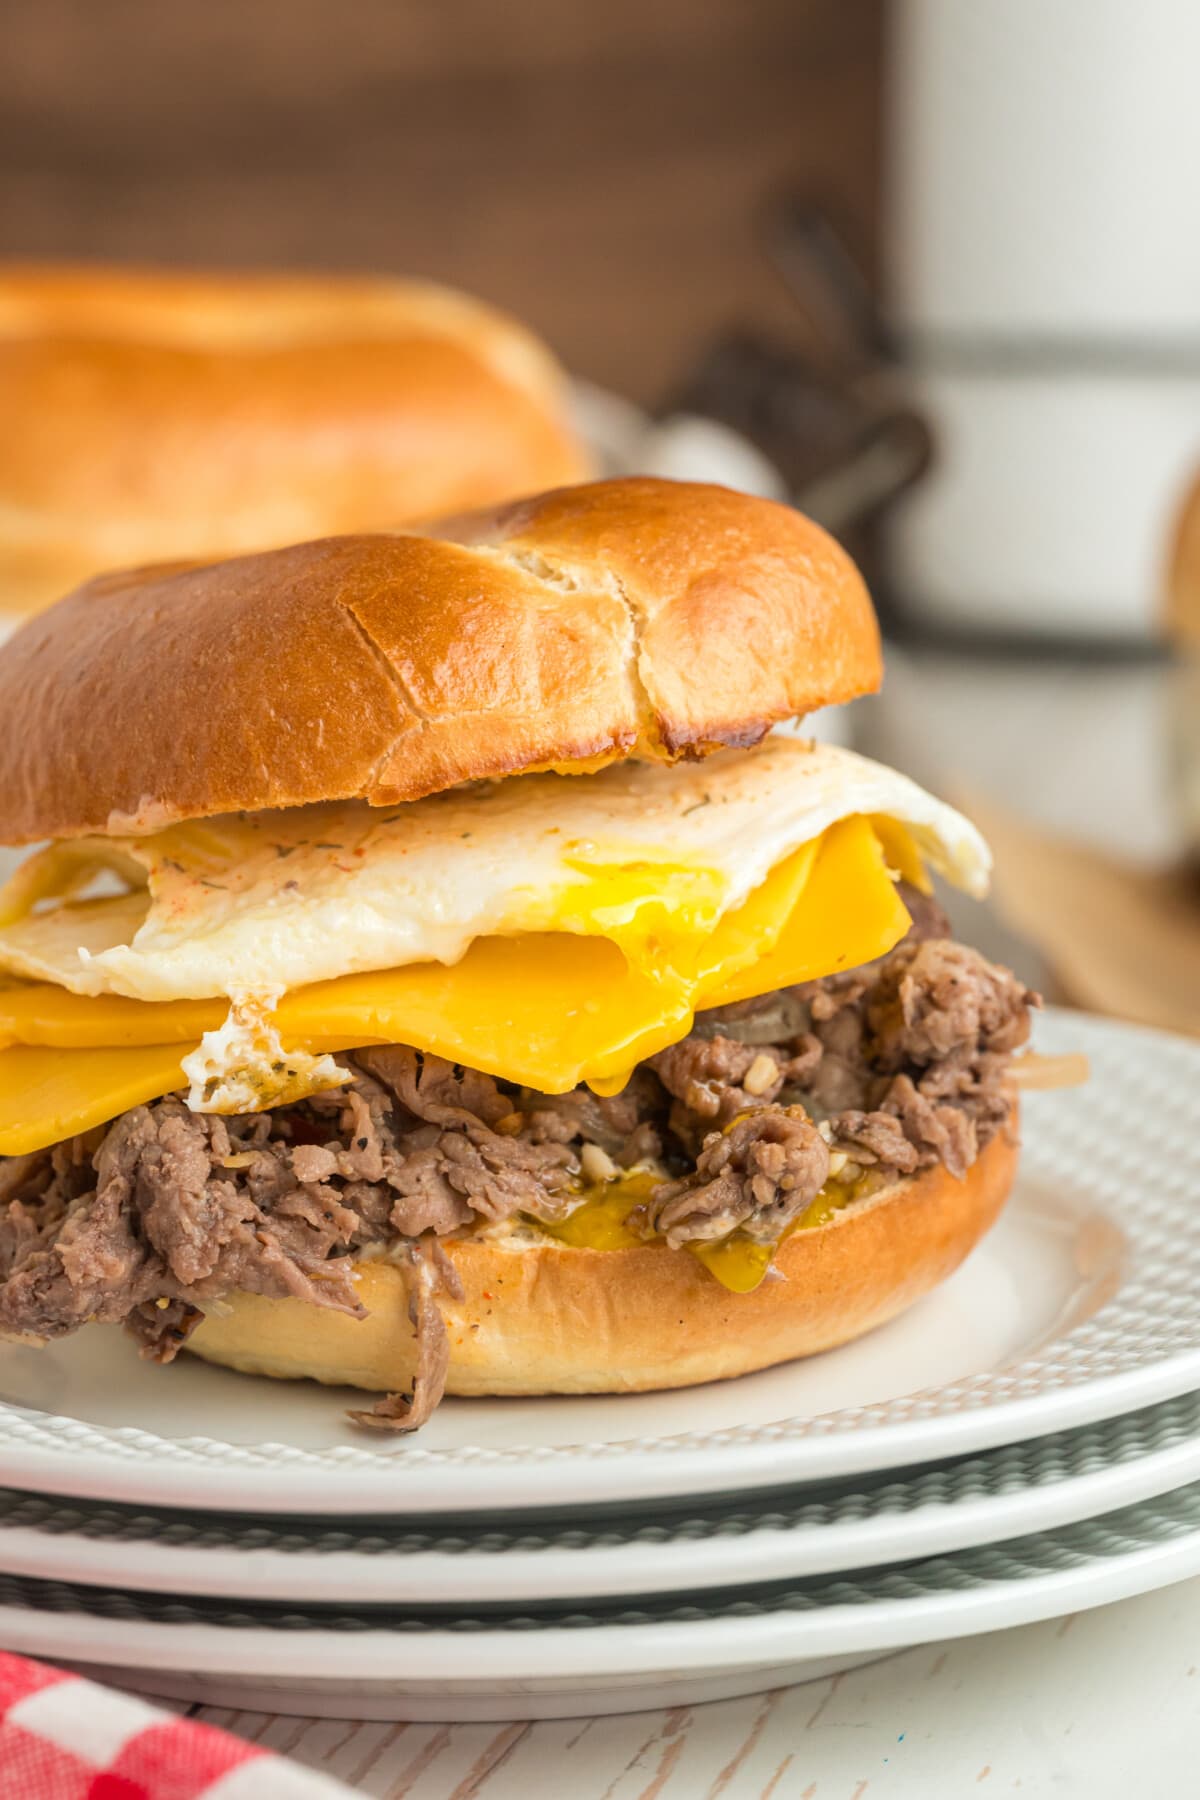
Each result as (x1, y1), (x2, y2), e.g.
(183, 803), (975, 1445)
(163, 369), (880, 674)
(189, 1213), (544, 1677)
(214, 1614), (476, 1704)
(0, 910), (1036, 1429)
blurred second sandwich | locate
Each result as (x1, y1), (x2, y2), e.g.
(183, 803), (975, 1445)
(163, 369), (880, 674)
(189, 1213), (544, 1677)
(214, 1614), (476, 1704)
(0, 262), (588, 618)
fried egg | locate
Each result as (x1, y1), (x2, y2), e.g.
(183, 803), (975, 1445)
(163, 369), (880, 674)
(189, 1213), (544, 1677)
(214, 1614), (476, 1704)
(0, 739), (989, 1007)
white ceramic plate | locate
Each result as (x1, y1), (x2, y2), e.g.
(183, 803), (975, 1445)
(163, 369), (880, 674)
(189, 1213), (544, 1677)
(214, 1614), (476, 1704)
(0, 1011), (1196, 1515)
(9, 1484), (1200, 1721)
(4, 1391), (1200, 1604)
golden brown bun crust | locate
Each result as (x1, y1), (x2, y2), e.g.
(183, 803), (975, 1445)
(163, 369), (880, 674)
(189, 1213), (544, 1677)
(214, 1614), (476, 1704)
(0, 477), (882, 844)
(186, 1125), (1016, 1400)
(0, 263), (587, 618)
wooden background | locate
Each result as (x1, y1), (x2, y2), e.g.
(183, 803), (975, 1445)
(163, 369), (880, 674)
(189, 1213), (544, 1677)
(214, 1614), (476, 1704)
(0, 0), (883, 402)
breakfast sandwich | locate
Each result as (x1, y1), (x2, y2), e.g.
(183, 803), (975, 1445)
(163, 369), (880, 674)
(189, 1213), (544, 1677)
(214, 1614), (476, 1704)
(0, 478), (1037, 1428)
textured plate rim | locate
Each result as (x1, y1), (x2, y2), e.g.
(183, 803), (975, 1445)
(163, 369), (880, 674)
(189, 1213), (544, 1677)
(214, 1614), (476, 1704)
(4, 1392), (1200, 1601)
(1, 1487), (1200, 1681)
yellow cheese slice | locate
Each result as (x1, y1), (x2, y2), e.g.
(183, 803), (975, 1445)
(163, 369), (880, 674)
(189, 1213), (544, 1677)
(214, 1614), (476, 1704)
(0, 938), (690, 1156)
(0, 1043), (195, 1155)
(693, 814), (912, 1011)
(297, 934), (696, 1087)
(0, 988), (227, 1050)
(581, 815), (907, 1097)
(0, 938), (691, 1076)
(0, 817), (915, 1156)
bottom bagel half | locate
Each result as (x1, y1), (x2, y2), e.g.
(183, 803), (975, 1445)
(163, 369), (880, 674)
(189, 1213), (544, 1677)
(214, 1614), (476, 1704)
(186, 1116), (1017, 1399)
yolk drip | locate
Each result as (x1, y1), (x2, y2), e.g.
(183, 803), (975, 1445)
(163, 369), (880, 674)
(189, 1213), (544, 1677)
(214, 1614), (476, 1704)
(534, 1169), (866, 1293)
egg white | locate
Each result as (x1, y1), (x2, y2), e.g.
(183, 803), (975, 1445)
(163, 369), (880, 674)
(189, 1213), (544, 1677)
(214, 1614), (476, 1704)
(0, 740), (990, 1005)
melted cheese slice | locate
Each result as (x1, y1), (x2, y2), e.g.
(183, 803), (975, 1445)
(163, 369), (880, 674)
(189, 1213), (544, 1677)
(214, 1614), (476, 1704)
(0, 1043), (195, 1157)
(0, 816), (911, 1155)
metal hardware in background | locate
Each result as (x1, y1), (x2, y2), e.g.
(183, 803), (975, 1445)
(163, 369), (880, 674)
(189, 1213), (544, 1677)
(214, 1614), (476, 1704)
(662, 197), (933, 544)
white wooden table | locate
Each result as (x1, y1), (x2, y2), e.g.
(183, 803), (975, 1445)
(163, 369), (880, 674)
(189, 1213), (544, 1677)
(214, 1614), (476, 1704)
(192, 1574), (1200, 1796)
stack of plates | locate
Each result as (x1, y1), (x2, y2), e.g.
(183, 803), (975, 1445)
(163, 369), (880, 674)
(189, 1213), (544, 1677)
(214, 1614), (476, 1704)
(2, 1009), (1200, 1722)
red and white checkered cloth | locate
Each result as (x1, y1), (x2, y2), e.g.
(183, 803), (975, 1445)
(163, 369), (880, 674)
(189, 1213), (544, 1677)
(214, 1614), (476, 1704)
(0, 1653), (353, 1798)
